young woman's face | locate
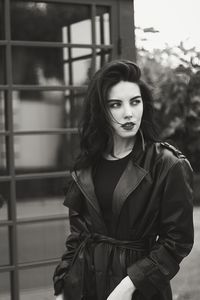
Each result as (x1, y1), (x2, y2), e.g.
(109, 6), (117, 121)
(107, 80), (143, 142)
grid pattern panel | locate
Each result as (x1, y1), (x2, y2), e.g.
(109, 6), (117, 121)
(0, 1), (114, 299)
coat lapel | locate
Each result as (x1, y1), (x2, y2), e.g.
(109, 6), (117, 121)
(112, 130), (149, 225)
(112, 160), (148, 223)
(72, 168), (107, 234)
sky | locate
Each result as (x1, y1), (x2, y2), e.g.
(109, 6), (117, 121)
(134, 0), (200, 51)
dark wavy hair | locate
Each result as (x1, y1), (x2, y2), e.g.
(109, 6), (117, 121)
(73, 59), (159, 170)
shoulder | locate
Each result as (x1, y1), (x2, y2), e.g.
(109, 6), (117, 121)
(149, 142), (192, 172)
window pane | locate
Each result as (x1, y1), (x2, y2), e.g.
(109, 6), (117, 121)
(0, 1), (4, 40)
(64, 49), (92, 85)
(0, 47), (5, 84)
(12, 90), (65, 130)
(11, 1), (91, 43)
(0, 272), (11, 300)
(12, 47), (64, 85)
(96, 48), (112, 70)
(18, 219), (69, 263)
(72, 57), (92, 85)
(12, 46), (92, 86)
(0, 226), (10, 265)
(64, 89), (85, 128)
(70, 18), (92, 44)
(0, 91), (5, 131)
(0, 182), (9, 220)
(96, 7), (111, 45)
(19, 265), (55, 300)
(0, 136), (8, 175)
(14, 133), (80, 172)
(16, 177), (67, 218)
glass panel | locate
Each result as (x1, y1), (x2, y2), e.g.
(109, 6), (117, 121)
(96, 48), (112, 70)
(19, 265), (55, 299)
(12, 46), (92, 86)
(16, 177), (67, 218)
(0, 226), (10, 265)
(0, 272), (11, 300)
(0, 47), (5, 84)
(18, 219), (69, 263)
(0, 182), (9, 220)
(70, 18), (92, 45)
(64, 89), (85, 128)
(0, 136), (8, 175)
(12, 89), (86, 130)
(64, 48), (92, 84)
(14, 133), (80, 172)
(0, 91), (5, 130)
(0, 1), (4, 40)
(72, 57), (92, 85)
(11, 1), (91, 43)
(12, 90), (65, 130)
(96, 7), (111, 45)
(12, 47), (65, 85)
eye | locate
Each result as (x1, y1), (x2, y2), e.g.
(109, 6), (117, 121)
(130, 98), (142, 106)
(108, 101), (121, 108)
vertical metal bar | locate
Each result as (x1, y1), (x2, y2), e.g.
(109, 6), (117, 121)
(67, 24), (75, 157)
(4, 0), (19, 299)
(132, 0), (137, 62)
(99, 14), (105, 67)
(91, 4), (96, 75)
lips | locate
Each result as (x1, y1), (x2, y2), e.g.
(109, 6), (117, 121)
(121, 122), (135, 130)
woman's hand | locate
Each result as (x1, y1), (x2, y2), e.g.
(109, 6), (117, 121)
(107, 276), (136, 300)
(55, 293), (64, 300)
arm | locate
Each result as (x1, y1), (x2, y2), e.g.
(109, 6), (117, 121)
(53, 180), (87, 296)
(127, 159), (194, 298)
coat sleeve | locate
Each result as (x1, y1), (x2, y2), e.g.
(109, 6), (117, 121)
(53, 180), (87, 296)
(127, 158), (194, 298)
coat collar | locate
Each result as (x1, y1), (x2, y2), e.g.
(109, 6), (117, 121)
(72, 131), (149, 233)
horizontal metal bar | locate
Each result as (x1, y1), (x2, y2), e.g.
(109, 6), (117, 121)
(17, 258), (60, 270)
(0, 85), (8, 90)
(17, 214), (68, 225)
(0, 258), (60, 273)
(0, 220), (13, 227)
(0, 170), (70, 181)
(0, 175), (11, 182)
(0, 265), (15, 273)
(10, 40), (113, 49)
(64, 47), (112, 64)
(13, 128), (78, 135)
(0, 41), (7, 46)
(0, 128), (78, 135)
(14, 170), (70, 181)
(0, 84), (87, 92)
(0, 131), (9, 136)
(12, 84), (87, 91)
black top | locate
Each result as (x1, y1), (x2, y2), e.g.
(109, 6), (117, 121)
(93, 152), (131, 234)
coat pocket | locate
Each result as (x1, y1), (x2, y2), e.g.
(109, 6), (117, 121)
(63, 252), (85, 300)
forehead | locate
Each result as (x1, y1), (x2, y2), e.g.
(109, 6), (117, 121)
(108, 80), (141, 100)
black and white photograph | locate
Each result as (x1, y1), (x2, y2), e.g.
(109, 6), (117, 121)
(0, 1), (199, 300)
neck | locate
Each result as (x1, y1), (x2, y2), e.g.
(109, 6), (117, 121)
(105, 136), (136, 160)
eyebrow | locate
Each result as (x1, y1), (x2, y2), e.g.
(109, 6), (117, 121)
(107, 95), (142, 102)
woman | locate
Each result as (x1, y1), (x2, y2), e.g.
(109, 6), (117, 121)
(53, 60), (194, 300)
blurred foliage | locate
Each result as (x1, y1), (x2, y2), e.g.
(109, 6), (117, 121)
(137, 42), (200, 172)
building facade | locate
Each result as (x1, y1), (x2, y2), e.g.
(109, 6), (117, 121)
(0, 0), (136, 299)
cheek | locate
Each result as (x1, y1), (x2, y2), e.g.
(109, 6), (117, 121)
(109, 109), (122, 123)
(136, 106), (144, 121)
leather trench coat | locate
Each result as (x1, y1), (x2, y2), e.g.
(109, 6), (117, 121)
(53, 135), (194, 300)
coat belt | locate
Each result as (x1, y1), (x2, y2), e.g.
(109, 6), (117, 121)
(79, 232), (152, 251)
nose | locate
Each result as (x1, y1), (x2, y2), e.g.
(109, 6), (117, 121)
(123, 103), (133, 119)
